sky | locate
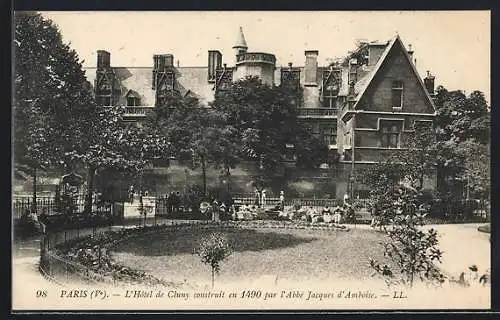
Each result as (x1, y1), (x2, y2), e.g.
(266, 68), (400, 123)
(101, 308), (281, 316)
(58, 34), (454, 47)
(40, 11), (490, 103)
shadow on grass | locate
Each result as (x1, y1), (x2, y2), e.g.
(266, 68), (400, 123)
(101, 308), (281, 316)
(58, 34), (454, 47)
(112, 227), (318, 256)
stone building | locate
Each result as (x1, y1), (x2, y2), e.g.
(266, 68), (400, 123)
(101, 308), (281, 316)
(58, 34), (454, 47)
(84, 27), (437, 199)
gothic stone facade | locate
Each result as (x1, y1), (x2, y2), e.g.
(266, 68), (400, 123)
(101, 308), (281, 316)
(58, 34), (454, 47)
(85, 29), (437, 199)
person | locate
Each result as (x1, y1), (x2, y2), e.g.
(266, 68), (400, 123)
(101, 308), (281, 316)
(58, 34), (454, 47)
(322, 205), (332, 223)
(306, 206), (317, 222)
(212, 199), (220, 221)
(344, 203), (355, 222)
(219, 202), (227, 220)
(175, 191), (182, 213)
(333, 205), (343, 224)
(463, 264), (479, 286)
(167, 192), (174, 215)
(261, 189), (267, 207)
(229, 203), (236, 220)
(343, 193), (349, 205)
(212, 199), (219, 213)
(128, 185), (135, 203)
(254, 189), (260, 207)
(279, 190), (285, 211)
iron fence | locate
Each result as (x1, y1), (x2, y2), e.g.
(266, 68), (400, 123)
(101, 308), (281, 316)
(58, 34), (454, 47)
(12, 195), (114, 220)
(39, 225), (117, 286)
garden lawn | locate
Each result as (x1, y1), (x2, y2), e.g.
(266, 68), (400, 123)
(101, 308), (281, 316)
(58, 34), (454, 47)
(110, 226), (388, 286)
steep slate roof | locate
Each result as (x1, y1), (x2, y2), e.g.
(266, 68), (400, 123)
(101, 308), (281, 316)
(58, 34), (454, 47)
(83, 35), (433, 110)
(351, 35), (436, 112)
(84, 67), (215, 106)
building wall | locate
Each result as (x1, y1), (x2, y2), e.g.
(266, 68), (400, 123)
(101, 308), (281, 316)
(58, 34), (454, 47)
(302, 86), (322, 108)
(357, 40), (434, 114)
(234, 64), (275, 86)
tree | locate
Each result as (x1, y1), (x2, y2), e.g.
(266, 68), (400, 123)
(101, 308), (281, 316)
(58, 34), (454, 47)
(370, 185), (445, 288)
(194, 110), (240, 197)
(78, 107), (170, 214)
(432, 87), (490, 208)
(212, 77), (294, 172)
(14, 12), (95, 213)
(13, 103), (55, 214)
(146, 94), (239, 197)
(454, 139), (490, 200)
(119, 122), (170, 224)
(434, 89), (490, 144)
(292, 124), (330, 169)
(212, 76), (324, 192)
(196, 232), (233, 288)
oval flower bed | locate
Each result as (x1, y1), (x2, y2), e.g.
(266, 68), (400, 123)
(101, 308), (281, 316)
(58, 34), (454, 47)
(50, 220), (351, 287)
(52, 224), (194, 288)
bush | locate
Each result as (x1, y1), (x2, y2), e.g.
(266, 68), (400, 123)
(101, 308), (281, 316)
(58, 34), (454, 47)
(195, 232), (233, 288)
(183, 184), (205, 214)
(369, 185), (445, 288)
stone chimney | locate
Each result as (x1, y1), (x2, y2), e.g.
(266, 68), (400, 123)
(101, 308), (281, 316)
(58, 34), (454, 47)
(424, 71), (435, 96)
(208, 50), (222, 83)
(348, 58), (358, 84)
(304, 50), (319, 86)
(97, 50), (111, 69)
(152, 54), (174, 89)
(407, 44), (414, 62)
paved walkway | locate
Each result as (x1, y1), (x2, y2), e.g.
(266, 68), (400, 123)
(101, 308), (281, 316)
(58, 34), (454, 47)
(427, 223), (490, 277)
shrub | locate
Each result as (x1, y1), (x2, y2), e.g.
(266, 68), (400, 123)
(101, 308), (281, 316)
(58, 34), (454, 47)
(369, 185), (445, 288)
(195, 232), (233, 288)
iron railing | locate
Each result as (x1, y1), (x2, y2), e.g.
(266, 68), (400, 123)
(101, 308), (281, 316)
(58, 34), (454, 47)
(297, 108), (338, 117)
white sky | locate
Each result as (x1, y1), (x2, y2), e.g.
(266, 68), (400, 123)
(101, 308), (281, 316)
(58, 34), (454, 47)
(40, 11), (490, 103)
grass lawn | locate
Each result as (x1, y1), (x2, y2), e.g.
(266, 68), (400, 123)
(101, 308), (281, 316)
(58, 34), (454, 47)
(110, 226), (388, 286)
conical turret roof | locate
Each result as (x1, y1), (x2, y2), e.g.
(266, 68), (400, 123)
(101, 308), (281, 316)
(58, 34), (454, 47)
(233, 26), (248, 49)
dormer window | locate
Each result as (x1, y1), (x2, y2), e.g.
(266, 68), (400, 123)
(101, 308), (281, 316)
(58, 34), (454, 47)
(322, 68), (341, 110)
(125, 90), (141, 106)
(392, 80), (404, 110)
(281, 65), (301, 106)
(127, 97), (139, 106)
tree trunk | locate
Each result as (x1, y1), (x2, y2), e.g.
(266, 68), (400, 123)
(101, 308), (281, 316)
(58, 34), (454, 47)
(85, 167), (96, 214)
(139, 169), (144, 228)
(31, 166), (37, 214)
(226, 166), (230, 194)
(211, 267), (215, 289)
(201, 155), (207, 197)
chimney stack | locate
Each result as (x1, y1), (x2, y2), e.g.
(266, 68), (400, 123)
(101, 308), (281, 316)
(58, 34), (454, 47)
(304, 50), (319, 86)
(348, 58), (358, 84)
(152, 54), (174, 89)
(407, 44), (414, 61)
(97, 50), (111, 69)
(424, 70), (436, 96)
(208, 50), (222, 83)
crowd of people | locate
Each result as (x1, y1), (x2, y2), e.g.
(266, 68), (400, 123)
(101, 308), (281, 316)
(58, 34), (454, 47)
(127, 185), (357, 224)
(277, 203), (354, 224)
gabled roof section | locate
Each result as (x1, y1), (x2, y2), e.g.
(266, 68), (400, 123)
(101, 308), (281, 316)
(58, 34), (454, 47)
(125, 89), (141, 98)
(351, 35), (436, 113)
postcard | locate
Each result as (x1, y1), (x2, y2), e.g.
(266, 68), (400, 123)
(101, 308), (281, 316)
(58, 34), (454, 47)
(12, 10), (491, 311)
